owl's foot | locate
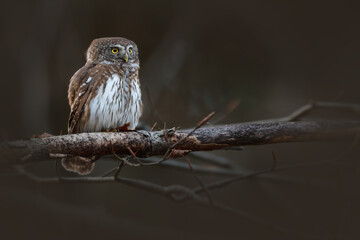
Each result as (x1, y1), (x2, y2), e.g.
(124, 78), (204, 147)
(105, 128), (118, 132)
(117, 122), (131, 131)
(104, 123), (132, 132)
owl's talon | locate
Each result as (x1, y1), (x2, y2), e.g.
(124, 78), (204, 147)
(105, 128), (117, 132)
(117, 122), (131, 131)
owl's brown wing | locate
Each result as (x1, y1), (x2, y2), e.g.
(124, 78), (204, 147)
(67, 63), (97, 134)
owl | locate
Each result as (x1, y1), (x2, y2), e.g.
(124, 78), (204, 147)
(62, 37), (143, 175)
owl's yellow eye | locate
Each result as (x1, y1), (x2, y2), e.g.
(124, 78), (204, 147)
(129, 47), (133, 54)
(111, 48), (119, 54)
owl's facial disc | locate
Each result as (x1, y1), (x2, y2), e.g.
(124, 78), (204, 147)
(87, 37), (138, 64)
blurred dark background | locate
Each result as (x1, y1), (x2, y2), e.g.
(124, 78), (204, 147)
(1, 0), (360, 239)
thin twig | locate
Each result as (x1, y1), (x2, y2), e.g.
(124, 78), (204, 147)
(114, 161), (124, 178)
(110, 141), (140, 167)
(252, 101), (360, 123)
(161, 111), (216, 163)
(126, 146), (137, 158)
(124, 145), (155, 166)
(150, 122), (158, 131)
(212, 98), (241, 125)
(173, 112), (215, 149)
(186, 158), (214, 206)
(102, 167), (118, 177)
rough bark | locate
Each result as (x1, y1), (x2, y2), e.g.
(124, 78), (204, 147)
(2, 121), (359, 166)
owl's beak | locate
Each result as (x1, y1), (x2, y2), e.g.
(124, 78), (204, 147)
(120, 52), (129, 63)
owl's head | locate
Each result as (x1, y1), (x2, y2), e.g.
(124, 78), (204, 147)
(86, 37), (138, 64)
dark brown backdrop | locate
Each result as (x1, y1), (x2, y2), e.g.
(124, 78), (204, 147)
(1, 0), (360, 239)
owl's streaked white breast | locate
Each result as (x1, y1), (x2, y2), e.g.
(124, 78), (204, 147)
(83, 73), (142, 132)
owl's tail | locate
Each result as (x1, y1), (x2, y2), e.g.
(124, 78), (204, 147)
(61, 156), (95, 175)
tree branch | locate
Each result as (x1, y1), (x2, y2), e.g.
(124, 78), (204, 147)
(2, 120), (359, 165)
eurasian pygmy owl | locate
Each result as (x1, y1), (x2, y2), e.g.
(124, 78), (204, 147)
(62, 37), (143, 174)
